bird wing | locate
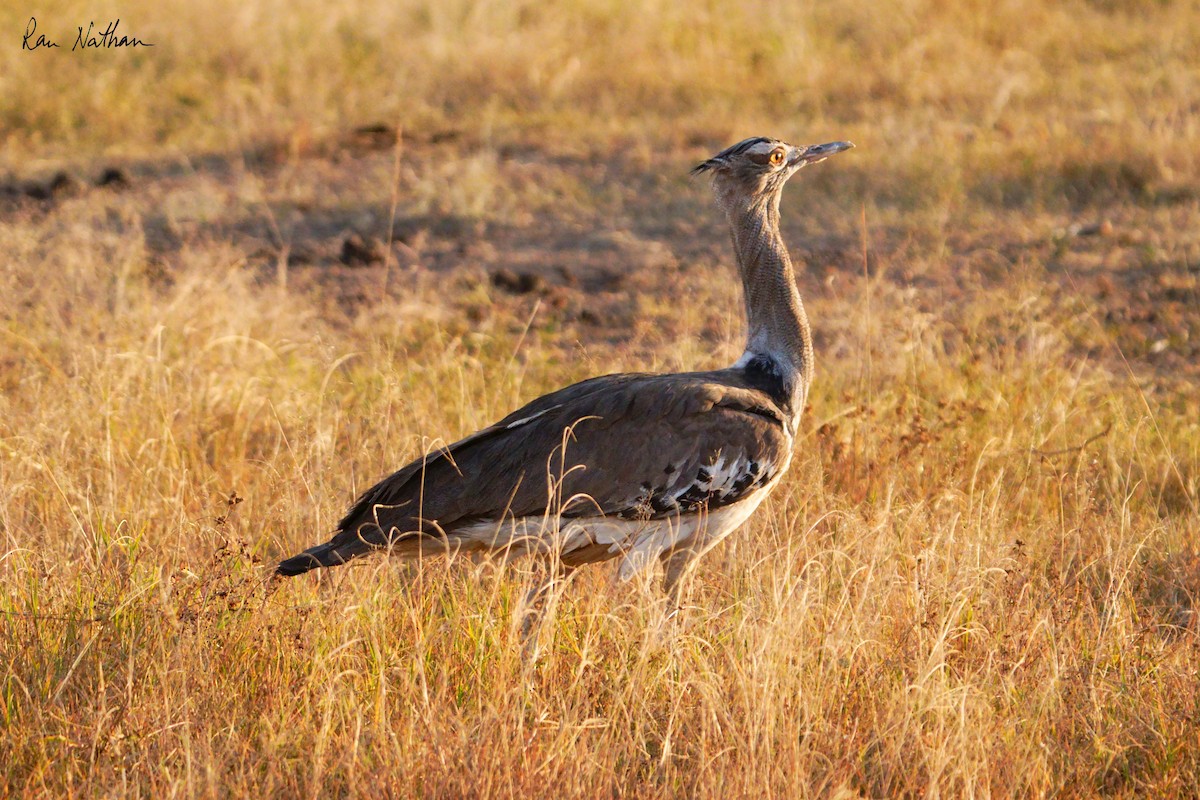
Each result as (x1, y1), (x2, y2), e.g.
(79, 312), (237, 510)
(341, 369), (791, 537)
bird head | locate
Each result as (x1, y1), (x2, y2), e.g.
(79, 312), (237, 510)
(693, 137), (853, 212)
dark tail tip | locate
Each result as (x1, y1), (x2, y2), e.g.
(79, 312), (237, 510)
(276, 553), (322, 576)
(275, 542), (345, 577)
(275, 535), (373, 577)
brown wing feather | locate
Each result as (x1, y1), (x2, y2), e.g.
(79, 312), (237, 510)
(277, 369), (790, 574)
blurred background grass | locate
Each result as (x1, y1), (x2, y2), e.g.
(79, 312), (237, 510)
(3, 0), (1197, 210)
(2, 0), (1200, 796)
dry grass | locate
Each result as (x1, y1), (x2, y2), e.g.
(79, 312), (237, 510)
(2, 0), (1200, 796)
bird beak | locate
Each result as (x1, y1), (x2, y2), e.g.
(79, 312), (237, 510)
(790, 141), (855, 167)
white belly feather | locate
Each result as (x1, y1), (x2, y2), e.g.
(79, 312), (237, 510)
(452, 478), (779, 583)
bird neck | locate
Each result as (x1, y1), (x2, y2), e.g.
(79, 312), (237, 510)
(727, 193), (813, 413)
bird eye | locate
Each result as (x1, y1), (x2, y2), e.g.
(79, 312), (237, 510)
(769, 149), (786, 166)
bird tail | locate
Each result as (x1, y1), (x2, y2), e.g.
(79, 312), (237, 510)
(275, 529), (377, 576)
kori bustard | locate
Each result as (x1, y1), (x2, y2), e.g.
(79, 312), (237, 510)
(277, 136), (853, 608)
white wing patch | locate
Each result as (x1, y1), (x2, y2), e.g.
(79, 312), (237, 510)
(655, 453), (780, 513)
(504, 404), (562, 430)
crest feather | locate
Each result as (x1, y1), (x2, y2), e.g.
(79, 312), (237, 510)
(691, 137), (774, 175)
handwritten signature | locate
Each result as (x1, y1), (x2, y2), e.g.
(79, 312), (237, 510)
(22, 17), (154, 51)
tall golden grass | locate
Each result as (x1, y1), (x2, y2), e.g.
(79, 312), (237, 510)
(2, 0), (1199, 796)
